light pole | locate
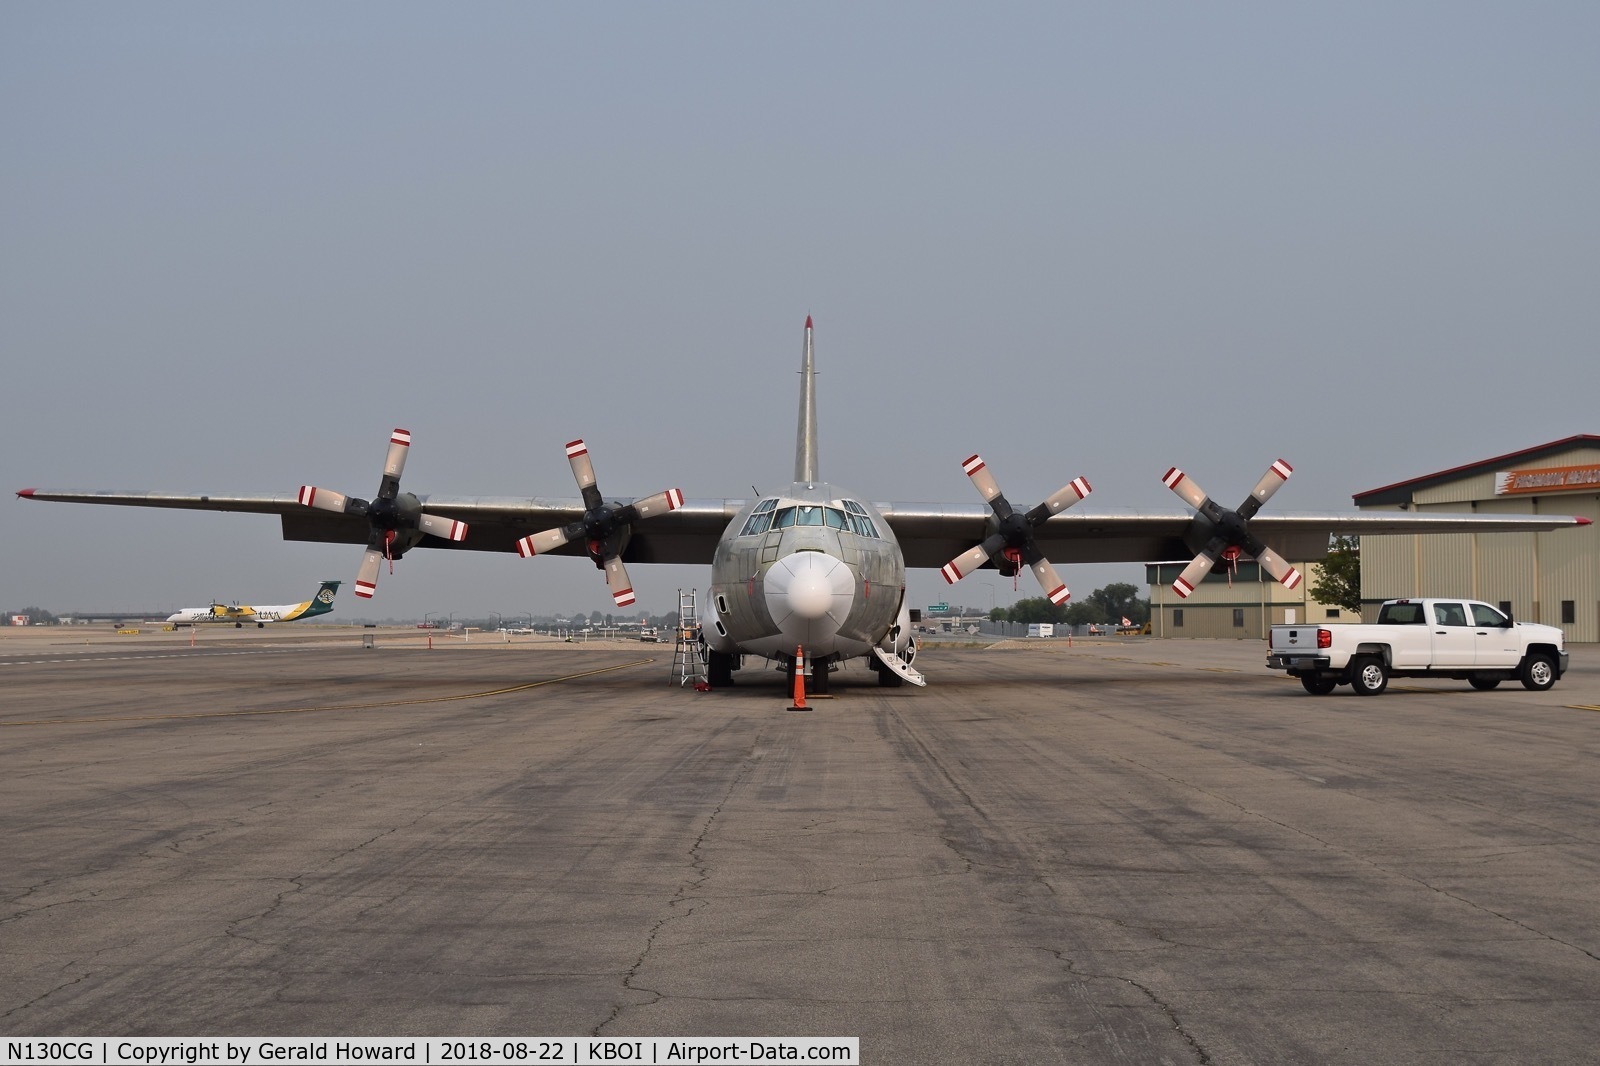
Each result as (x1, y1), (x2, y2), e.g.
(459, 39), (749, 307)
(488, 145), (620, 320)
(424, 611), (434, 628)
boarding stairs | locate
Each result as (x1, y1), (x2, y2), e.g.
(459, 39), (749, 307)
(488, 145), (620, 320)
(872, 646), (927, 687)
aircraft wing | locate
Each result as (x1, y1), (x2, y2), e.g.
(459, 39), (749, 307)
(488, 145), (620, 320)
(19, 489), (1587, 570)
(876, 504), (1590, 570)
(17, 489), (743, 564)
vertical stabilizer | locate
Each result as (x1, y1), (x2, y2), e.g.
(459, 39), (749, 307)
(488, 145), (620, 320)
(794, 315), (819, 484)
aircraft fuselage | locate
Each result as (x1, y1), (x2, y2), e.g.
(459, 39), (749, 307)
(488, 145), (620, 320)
(706, 480), (905, 663)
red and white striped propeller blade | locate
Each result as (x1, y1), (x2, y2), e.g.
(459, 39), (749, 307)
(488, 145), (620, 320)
(566, 439), (597, 494)
(1171, 552), (1218, 599)
(354, 549), (384, 599)
(960, 454), (1004, 505)
(941, 542), (994, 585)
(1240, 459), (1293, 517)
(1032, 477), (1093, 520)
(1030, 557), (1070, 605)
(297, 486), (350, 513)
(631, 488), (684, 521)
(1254, 545), (1303, 590)
(417, 513), (468, 542)
(1161, 466), (1210, 511)
(383, 428), (411, 481)
(604, 556), (636, 608)
(516, 527), (572, 558)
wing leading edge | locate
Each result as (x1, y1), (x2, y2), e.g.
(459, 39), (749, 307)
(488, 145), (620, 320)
(875, 504), (1590, 570)
(16, 489), (740, 565)
(17, 489), (1589, 570)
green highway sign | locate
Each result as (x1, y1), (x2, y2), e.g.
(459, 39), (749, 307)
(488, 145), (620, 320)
(926, 603), (950, 613)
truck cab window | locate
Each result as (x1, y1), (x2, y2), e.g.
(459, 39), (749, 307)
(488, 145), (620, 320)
(1470, 603), (1508, 627)
(1378, 603), (1424, 625)
(1434, 603), (1468, 627)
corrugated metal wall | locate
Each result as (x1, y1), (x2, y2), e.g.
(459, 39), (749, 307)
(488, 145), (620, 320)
(1358, 445), (1599, 642)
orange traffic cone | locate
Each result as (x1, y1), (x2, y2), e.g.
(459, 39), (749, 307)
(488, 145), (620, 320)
(789, 645), (809, 711)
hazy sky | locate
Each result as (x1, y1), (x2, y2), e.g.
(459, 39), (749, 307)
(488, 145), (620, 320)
(5, 2), (1597, 620)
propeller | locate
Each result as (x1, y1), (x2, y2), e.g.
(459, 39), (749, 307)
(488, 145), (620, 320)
(1161, 458), (1301, 598)
(515, 439), (684, 608)
(939, 454), (1092, 605)
(297, 428), (467, 599)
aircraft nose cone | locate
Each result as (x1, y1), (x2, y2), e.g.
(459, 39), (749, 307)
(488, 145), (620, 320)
(765, 552), (854, 625)
(787, 566), (836, 618)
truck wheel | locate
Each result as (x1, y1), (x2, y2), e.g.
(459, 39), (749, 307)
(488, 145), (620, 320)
(1300, 675), (1337, 695)
(1518, 653), (1557, 692)
(1468, 676), (1501, 691)
(1350, 656), (1388, 696)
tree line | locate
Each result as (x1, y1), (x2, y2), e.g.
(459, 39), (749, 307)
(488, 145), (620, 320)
(987, 583), (1150, 626)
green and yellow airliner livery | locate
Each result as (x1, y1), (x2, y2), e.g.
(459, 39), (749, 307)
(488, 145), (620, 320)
(167, 580), (341, 628)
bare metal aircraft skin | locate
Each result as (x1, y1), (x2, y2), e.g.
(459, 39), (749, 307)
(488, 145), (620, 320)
(17, 318), (1591, 687)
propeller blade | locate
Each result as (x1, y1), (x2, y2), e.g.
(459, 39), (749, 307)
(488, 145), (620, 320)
(1161, 466), (1210, 512)
(353, 549), (384, 599)
(515, 527), (573, 558)
(1238, 459), (1293, 519)
(1029, 557), (1070, 605)
(1171, 552), (1218, 599)
(1253, 544), (1304, 590)
(383, 428), (411, 482)
(630, 488), (684, 521)
(297, 485), (354, 513)
(417, 513), (468, 542)
(1025, 477), (1092, 525)
(565, 439), (604, 511)
(604, 556), (636, 607)
(940, 533), (1007, 584)
(960, 454), (1005, 506)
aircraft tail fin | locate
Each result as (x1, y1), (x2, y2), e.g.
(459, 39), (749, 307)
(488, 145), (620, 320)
(794, 315), (818, 484)
(303, 579), (341, 617)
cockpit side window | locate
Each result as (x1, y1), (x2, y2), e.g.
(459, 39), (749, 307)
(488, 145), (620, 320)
(824, 508), (848, 530)
(841, 500), (880, 538)
(739, 498), (779, 537)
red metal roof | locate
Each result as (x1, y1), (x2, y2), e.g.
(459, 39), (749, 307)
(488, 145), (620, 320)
(1353, 434), (1600, 507)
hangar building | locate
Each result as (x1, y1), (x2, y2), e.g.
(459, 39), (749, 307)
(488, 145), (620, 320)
(1353, 434), (1599, 643)
(1145, 559), (1355, 640)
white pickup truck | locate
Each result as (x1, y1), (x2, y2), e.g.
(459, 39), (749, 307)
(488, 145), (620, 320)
(1267, 598), (1568, 696)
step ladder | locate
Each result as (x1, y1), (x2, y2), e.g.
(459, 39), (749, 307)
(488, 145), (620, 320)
(672, 588), (708, 687)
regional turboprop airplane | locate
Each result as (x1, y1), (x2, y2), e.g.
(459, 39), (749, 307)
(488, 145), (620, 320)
(18, 318), (1590, 691)
(166, 579), (342, 627)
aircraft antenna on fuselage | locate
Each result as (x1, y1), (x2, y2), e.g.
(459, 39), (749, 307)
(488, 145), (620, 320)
(794, 314), (819, 484)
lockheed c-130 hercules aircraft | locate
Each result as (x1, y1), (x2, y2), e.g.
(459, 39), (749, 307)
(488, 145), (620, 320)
(17, 318), (1591, 692)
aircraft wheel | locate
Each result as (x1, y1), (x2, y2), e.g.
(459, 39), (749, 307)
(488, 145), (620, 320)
(1300, 675), (1337, 695)
(875, 658), (905, 688)
(1350, 656), (1388, 696)
(706, 649), (735, 688)
(811, 657), (830, 695)
(235, 622), (243, 629)
(1468, 676), (1501, 691)
(1518, 653), (1557, 691)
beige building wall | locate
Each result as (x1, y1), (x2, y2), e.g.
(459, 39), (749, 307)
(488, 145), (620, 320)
(1146, 560), (1358, 640)
(1357, 441), (1600, 642)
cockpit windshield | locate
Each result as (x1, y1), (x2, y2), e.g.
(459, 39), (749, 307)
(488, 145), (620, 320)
(737, 498), (880, 539)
